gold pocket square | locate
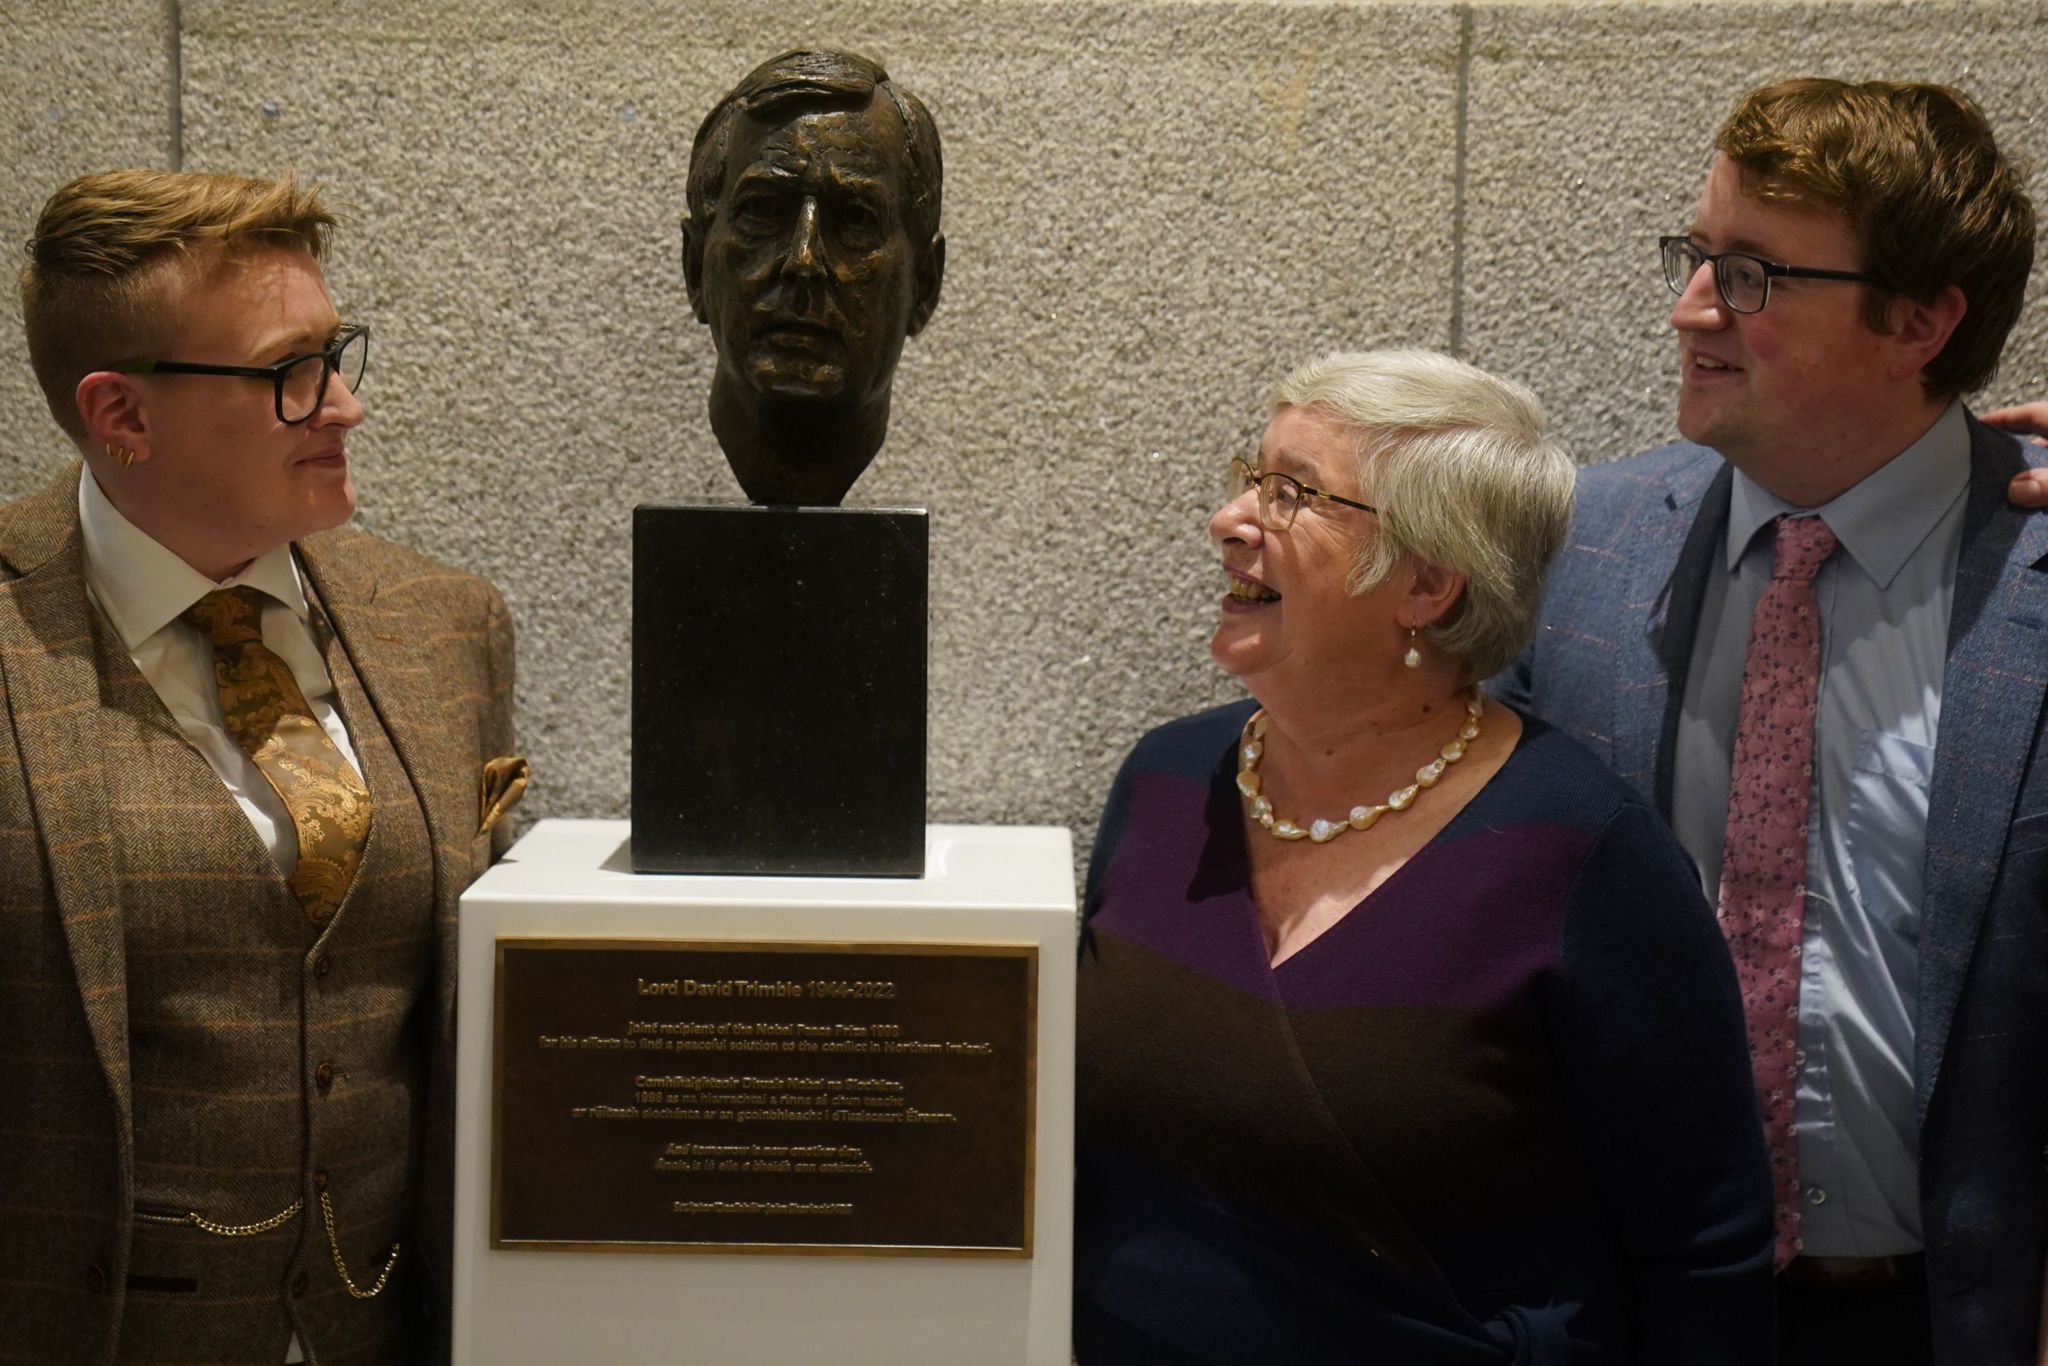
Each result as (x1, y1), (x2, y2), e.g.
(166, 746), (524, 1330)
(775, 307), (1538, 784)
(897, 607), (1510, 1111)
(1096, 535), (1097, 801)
(479, 755), (531, 835)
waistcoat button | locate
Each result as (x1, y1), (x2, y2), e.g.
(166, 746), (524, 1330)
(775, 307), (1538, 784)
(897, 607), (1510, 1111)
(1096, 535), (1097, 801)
(313, 953), (332, 978)
(85, 1263), (109, 1294)
(314, 1061), (334, 1092)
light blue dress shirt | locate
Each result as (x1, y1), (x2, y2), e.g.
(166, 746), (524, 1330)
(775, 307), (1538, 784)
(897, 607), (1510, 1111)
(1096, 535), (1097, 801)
(1671, 400), (1970, 1258)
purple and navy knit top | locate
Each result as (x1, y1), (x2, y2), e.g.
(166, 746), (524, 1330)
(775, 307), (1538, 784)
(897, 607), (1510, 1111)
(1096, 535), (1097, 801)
(1075, 701), (1773, 1365)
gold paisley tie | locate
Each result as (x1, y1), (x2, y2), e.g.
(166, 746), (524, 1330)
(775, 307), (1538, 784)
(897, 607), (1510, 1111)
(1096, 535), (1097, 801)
(184, 587), (373, 926)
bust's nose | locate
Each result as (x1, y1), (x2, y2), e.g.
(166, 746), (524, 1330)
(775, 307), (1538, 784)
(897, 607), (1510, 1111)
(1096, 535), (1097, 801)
(780, 197), (825, 278)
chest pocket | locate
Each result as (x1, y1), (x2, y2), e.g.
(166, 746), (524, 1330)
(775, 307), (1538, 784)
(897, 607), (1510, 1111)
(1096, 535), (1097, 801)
(1843, 729), (1933, 942)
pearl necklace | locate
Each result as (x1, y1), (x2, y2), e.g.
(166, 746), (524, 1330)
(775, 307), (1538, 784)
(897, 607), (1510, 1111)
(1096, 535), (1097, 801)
(1236, 688), (1485, 844)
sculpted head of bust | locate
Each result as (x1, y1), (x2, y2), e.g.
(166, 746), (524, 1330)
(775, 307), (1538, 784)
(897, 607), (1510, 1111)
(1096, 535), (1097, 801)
(682, 49), (946, 505)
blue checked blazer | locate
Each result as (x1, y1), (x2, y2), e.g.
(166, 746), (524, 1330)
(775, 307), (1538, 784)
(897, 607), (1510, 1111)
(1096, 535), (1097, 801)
(1494, 413), (2048, 1365)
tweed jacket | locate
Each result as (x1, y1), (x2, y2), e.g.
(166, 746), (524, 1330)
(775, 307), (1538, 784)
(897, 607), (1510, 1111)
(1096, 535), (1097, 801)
(0, 465), (521, 1365)
(1494, 414), (2048, 1365)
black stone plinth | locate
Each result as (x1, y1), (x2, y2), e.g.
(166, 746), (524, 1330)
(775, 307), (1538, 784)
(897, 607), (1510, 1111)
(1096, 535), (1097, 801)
(632, 504), (927, 877)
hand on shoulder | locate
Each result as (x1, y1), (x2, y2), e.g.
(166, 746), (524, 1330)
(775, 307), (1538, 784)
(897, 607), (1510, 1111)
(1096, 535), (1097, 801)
(1983, 402), (2048, 507)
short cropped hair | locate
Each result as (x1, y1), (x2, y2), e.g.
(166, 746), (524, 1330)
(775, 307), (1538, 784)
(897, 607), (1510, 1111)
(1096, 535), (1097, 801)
(1272, 350), (1575, 684)
(1716, 78), (2035, 397)
(683, 49), (943, 262)
(19, 169), (334, 444)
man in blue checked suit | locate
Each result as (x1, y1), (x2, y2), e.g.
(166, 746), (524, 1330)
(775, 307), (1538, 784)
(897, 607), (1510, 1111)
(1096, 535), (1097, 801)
(1495, 78), (2045, 1366)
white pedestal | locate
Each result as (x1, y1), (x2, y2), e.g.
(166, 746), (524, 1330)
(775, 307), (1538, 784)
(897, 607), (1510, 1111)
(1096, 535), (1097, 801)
(454, 819), (1076, 1365)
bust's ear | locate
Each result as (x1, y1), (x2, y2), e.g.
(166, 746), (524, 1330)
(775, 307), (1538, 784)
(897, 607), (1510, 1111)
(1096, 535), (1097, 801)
(680, 210), (709, 325)
(907, 233), (945, 337)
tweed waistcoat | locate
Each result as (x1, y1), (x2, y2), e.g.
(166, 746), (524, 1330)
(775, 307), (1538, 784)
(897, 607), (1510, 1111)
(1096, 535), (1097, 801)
(110, 598), (434, 1366)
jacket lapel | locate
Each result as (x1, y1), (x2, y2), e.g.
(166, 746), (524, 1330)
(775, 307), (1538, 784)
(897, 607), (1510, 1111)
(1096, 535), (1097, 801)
(1613, 449), (1729, 815)
(0, 466), (133, 1136)
(1914, 418), (2048, 1119)
(295, 537), (467, 913)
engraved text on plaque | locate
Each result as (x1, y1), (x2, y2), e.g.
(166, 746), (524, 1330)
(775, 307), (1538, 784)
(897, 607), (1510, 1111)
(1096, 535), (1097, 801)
(492, 939), (1036, 1255)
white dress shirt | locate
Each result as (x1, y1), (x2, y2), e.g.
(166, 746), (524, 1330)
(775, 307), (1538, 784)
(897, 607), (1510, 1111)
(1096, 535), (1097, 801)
(1672, 400), (1970, 1257)
(78, 472), (362, 1366)
(78, 469), (362, 877)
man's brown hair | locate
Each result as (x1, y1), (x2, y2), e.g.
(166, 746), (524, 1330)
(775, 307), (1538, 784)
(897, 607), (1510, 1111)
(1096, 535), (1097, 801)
(1716, 78), (2035, 398)
(19, 169), (335, 443)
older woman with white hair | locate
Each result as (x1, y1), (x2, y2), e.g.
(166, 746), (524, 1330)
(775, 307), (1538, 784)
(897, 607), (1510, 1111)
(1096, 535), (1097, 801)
(1074, 350), (1773, 1365)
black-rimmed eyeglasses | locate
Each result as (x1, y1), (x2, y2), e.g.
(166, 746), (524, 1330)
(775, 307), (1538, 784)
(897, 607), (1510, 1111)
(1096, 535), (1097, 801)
(1228, 457), (1377, 532)
(1660, 237), (1884, 316)
(113, 324), (369, 424)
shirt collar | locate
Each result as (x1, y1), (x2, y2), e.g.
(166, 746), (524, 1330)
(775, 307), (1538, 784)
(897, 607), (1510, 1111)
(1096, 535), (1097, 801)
(1724, 400), (1971, 589)
(78, 468), (312, 650)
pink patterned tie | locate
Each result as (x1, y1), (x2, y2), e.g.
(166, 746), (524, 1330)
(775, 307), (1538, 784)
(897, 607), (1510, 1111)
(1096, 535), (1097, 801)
(1717, 513), (1838, 1271)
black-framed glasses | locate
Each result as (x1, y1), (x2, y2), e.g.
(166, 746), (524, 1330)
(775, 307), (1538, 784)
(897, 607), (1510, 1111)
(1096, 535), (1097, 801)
(113, 324), (369, 424)
(1227, 456), (1377, 532)
(1660, 237), (1883, 316)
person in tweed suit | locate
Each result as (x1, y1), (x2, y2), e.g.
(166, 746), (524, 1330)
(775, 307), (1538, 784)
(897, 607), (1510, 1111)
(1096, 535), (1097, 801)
(0, 170), (526, 1364)
(1496, 79), (2043, 1365)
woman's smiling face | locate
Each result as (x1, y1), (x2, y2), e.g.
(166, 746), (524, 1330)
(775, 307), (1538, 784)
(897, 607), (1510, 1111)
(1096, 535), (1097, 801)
(1208, 404), (1396, 699)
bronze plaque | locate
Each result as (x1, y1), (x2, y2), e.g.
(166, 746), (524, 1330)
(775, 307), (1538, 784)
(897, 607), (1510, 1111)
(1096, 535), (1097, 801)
(492, 938), (1036, 1256)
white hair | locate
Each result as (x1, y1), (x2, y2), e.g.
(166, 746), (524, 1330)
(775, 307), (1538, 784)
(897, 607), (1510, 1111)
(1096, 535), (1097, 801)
(1271, 348), (1576, 682)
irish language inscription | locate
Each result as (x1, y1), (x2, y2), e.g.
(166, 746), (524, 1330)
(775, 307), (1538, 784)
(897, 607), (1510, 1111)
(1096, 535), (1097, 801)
(492, 939), (1036, 1255)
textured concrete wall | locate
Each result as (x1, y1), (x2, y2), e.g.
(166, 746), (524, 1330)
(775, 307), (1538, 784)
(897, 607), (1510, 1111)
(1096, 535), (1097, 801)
(5, 1), (2045, 872)
(1, 0), (173, 492)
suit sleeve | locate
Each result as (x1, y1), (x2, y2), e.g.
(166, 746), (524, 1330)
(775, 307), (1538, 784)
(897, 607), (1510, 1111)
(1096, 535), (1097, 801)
(1547, 801), (1775, 1364)
(481, 580), (519, 856)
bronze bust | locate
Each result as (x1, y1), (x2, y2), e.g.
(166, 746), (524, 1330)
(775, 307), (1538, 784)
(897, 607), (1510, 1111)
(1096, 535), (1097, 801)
(682, 50), (946, 505)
